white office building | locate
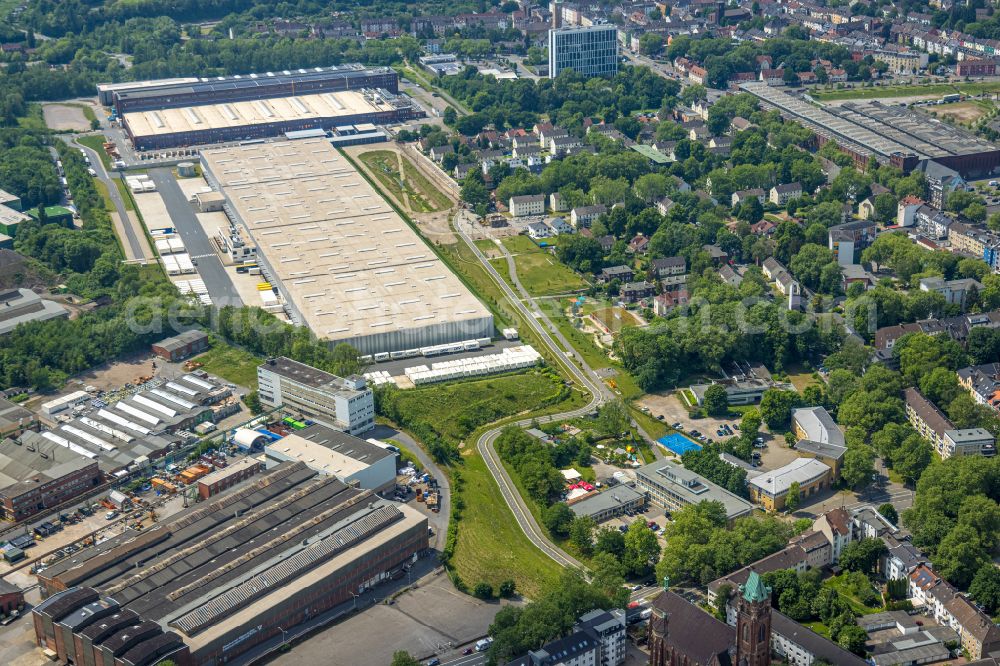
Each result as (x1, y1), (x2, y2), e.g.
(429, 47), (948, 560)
(548, 25), (619, 79)
(257, 357), (375, 435)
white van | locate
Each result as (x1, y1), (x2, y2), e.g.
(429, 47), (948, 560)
(475, 638), (493, 652)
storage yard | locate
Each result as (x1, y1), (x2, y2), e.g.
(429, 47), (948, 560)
(199, 138), (493, 355)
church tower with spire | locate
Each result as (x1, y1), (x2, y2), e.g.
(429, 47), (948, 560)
(736, 570), (773, 666)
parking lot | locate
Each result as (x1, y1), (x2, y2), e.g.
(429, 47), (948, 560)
(270, 569), (509, 666)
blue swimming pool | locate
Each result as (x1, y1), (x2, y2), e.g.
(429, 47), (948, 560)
(657, 432), (702, 455)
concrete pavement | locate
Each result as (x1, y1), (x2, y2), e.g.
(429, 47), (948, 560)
(146, 168), (243, 307)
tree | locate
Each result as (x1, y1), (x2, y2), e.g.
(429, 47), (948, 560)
(474, 581), (494, 599)
(785, 482), (801, 511)
(935, 524), (989, 588)
(443, 106), (457, 125)
(595, 527), (626, 559)
(703, 384), (729, 417)
(570, 515), (596, 555)
(624, 520), (661, 577)
(759, 389), (801, 429)
(543, 503), (574, 538)
(841, 444), (876, 489)
(714, 583), (733, 621)
(638, 32), (665, 56)
(597, 399), (629, 436)
(839, 538), (888, 575)
(970, 565), (1000, 616)
(878, 503), (899, 525)
(330, 343), (364, 377)
(391, 652), (422, 666)
(837, 624), (868, 656)
(243, 390), (262, 414)
(499, 579), (517, 599)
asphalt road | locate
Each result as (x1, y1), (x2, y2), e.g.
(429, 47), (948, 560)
(68, 136), (148, 261)
(146, 168), (243, 307)
(452, 210), (608, 571)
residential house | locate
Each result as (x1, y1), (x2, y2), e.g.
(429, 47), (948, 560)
(896, 196), (923, 227)
(841, 264), (875, 292)
(549, 192), (568, 212)
(653, 289), (688, 316)
(628, 234), (650, 254)
(914, 205), (953, 240)
(549, 218), (574, 235)
(655, 196), (675, 216)
(703, 244), (728, 264)
(901, 387), (993, 458)
(770, 182), (803, 206)
(719, 264), (742, 286)
(813, 507), (853, 563)
(918, 276), (983, 307)
(599, 265), (634, 284)
(732, 188), (766, 207)
(650, 256), (685, 279)
(598, 235), (615, 252)
(509, 194), (546, 217)
(429, 144), (454, 162)
(571, 204), (606, 229)
(917, 160), (968, 209)
(527, 221), (552, 239)
(908, 565), (1000, 659)
(621, 281), (656, 303)
(829, 219), (877, 266)
(760, 68), (785, 85)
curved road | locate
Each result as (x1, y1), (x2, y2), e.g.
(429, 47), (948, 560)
(452, 211), (660, 572)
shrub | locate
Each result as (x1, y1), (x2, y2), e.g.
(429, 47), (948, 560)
(473, 582), (494, 599)
(499, 579), (516, 598)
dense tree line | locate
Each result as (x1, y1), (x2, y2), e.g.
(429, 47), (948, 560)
(440, 65), (679, 136)
(903, 455), (1000, 588)
(496, 426), (590, 505)
(0, 133), (61, 208)
(655, 501), (793, 585)
(14, 140), (122, 297)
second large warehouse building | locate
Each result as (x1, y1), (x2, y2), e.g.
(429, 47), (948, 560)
(200, 138), (493, 355)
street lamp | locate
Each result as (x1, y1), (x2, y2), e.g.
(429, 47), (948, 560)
(350, 592), (360, 610)
(277, 626), (287, 646)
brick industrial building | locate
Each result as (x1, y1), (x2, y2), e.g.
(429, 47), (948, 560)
(33, 461), (427, 666)
(740, 82), (1000, 179)
(0, 438), (103, 521)
(151, 330), (209, 362)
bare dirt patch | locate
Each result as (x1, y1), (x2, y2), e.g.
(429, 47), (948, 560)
(42, 104), (90, 131)
(924, 100), (993, 124)
(343, 142), (459, 245)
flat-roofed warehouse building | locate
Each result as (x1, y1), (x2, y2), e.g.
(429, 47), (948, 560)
(112, 66), (422, 150)
(33, 461), (428, 666)
(263, 424), (397, 493)
(740, 82), (1000, 178)
(109, 66), (399, 114)
(200, 139), (493, 355)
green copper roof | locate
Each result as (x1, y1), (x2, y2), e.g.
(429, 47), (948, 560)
(742, 570), (771, 603)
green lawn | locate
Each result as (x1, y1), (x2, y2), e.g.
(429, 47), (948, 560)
(822, 574), (884, 615)
(492, 252), (589, 297)
(191, 342), (262, 389)
(503, 235), (545, 254)
(389, 371), (586, 597)
(357, 149), (449, 213)
(113, 178), (135, 211)
(77, 135), (112, 170)
(94, 180), (115, 212)
(16, 104), (47, 131)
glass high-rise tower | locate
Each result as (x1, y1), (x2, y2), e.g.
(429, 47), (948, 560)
(548, 24), (619, 79)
